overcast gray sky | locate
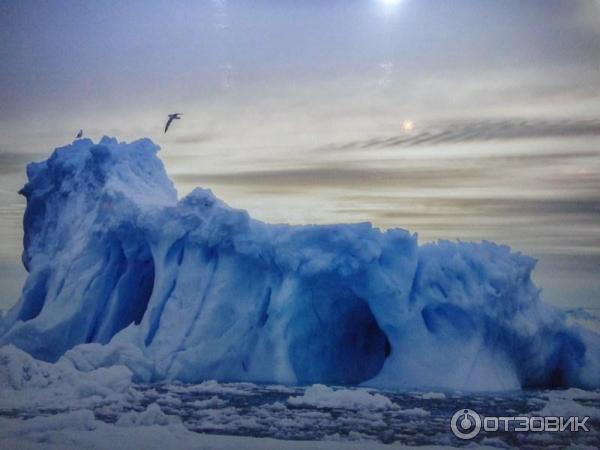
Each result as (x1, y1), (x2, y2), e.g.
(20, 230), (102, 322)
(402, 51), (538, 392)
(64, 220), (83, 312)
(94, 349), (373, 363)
(1, 0), (599, 310)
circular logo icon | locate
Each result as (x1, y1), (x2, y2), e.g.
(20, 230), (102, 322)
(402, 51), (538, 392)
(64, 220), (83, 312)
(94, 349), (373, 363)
(451, 408), (482, 440)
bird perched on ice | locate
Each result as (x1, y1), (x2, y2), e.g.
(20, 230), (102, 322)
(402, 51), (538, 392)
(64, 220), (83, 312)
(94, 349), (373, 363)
(76, 129), (83, 139)
(164, 113), (183, 133)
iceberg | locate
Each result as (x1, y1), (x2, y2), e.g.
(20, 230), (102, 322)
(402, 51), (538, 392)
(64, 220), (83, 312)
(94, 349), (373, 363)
(0, 137), (598, 391)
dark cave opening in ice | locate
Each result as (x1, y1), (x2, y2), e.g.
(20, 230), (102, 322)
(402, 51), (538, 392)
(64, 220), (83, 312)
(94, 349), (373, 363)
(288, 278), (390, 385)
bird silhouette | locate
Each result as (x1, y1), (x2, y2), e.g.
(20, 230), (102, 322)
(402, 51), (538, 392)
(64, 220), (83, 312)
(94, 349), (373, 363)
(164, 113), (183, 133)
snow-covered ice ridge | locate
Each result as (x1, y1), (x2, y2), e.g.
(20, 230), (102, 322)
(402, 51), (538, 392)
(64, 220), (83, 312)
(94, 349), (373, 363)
(0, 137), (598, 391)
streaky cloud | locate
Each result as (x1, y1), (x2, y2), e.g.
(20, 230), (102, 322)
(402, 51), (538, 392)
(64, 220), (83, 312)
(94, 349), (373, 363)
(320, 118), (600, 152)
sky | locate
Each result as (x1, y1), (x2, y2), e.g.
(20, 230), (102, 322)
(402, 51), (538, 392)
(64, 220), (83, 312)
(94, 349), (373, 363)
(0, 0), (599, 311)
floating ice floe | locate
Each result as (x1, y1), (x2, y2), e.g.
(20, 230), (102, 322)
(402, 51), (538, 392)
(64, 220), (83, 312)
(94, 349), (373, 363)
(287, 384), (398, 410)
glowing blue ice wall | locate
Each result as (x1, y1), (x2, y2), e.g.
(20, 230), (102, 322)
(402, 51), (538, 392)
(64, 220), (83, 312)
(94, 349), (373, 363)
(1, 138), (598, 391)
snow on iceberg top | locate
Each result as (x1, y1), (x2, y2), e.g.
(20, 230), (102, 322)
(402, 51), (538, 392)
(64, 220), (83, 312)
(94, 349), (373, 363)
(21, 137), (178, 207)
(18, 137), (177, 270)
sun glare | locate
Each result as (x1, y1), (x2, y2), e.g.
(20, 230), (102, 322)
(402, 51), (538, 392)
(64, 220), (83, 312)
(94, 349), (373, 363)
(380, 0), (403, 6)
(402, 120), (414, 132)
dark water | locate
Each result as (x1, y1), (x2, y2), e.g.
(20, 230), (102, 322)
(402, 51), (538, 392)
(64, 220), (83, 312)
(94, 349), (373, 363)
(4, 380), (599, 449)
(119, 383), (600, 449)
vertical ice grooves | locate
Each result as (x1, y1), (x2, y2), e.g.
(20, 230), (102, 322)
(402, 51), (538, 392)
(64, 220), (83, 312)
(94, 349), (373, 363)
(257, 288), (271, 327)
(144, 236), (188, 347)
(145, 278), (177, 347)
(17, 267), (51, 322)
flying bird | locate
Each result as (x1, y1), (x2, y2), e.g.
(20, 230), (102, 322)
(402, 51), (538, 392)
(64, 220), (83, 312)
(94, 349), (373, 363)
(76, 129), (83, 139)
(164, 113), (183, 133)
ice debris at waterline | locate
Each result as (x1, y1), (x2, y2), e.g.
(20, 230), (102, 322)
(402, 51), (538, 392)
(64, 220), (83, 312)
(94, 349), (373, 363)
(0, 137), (598, 391)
